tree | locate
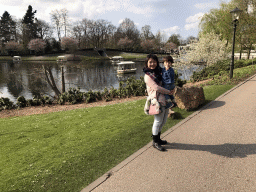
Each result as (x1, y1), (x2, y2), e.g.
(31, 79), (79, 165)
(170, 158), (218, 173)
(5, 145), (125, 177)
(51, 9), (62, 41)
(72, 18), (116, 49)
(51, 8), (69, 41)
(117, 37), (133, 51)
(154, 30), (166, 52)
(116, 18), (140, 49)
(0, 11), (16, 44)
(61, 8), (69, 37)
(87, 19), (116, 48)
(72, 21), (84, 49)
(233, 0), (256, 59)
(22, 5), (38, 46)
(167, 34), (181, 47)
(27, 38), (46, 55)
(5, 41), (22, 56)
(140, 39), (156, 52)
(72, 18), (90, 49)
(186, 36), (198, 44)
(199, 2), (234, 46)
(61, 37), (78, 58)
(164, 42), (177, 53)
(199, 0), (256, 59)
(140, 25), (154, 40)
(51, 38), (61, 52)
(185, 32), (230, 66)
(36, 19), (53, 40)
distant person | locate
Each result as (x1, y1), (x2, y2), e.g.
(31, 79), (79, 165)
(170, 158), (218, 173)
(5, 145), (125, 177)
(143, 54), (174, 151)
(161, 56), (177, 109)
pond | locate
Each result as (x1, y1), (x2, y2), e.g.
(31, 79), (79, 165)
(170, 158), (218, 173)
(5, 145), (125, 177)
(0, 60), (202, 102)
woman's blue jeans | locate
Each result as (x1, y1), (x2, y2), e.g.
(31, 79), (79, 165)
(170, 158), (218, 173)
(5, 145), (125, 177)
(152, 107), (169, 135)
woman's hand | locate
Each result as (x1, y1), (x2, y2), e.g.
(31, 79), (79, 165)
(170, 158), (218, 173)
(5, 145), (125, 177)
(169, 89), (175, 95)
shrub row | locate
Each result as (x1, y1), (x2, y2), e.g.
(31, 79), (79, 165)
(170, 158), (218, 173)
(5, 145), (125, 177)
(0, 74), (186, 111)
(191, 58), (256, 82)
(0, 95), (53, 111)
(57, 76), (147, 105)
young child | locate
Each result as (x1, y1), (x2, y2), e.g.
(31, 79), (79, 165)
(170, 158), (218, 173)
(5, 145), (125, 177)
(161, 56), (177, 108)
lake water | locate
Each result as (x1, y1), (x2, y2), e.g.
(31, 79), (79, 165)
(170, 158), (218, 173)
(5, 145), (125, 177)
(0, 60), (202, 102)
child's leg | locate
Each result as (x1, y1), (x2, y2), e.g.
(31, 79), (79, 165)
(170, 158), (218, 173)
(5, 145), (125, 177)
(169, 84), (177, 108)
(170, 94), (175, 101)
(169, 83), (176, 101)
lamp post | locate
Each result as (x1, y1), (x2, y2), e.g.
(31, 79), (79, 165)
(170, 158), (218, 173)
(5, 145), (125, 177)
(230, 7), (242, 79)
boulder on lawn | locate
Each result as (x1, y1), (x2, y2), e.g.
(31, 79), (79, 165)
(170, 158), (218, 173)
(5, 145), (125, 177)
(174, 86), (205, 111)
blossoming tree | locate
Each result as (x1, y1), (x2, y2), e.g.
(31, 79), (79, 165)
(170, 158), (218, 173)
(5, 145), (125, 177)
(164, 42), (177, 53)
(28, 39), (46, 55)
(140, 39), (156, 53)
(185, 32), (230, 66)
(5, 41), (23, 56)
(117, 37), (133, 51)
(61, 37), (78, 59)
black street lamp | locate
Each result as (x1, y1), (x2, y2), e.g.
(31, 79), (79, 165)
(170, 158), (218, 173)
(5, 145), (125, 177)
(230, 7), (242, 79)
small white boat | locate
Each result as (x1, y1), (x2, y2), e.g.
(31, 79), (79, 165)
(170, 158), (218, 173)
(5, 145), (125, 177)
(111, 56), (124, 63)
(57, 56), (67, 62)
(117, 61), (137, 74)
(13, 56), (22, 62)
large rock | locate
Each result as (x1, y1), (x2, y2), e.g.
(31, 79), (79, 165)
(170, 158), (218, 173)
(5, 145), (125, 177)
(174, 86), (205, 111)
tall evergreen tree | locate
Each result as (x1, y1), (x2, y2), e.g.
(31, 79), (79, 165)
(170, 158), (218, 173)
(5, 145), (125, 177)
(0, 11), (16, 44)
(22, 5), (38, 46)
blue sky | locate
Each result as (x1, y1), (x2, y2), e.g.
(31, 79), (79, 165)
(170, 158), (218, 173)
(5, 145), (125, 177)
(0, 0), (232, 40)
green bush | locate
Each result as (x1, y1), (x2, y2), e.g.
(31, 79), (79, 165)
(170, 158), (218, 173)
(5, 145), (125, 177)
(58, 88), (85, 105)
(17, 96), (27, 108)
(27, 96), (42, 106)
(84, 90), (97, 103)
(41, 95), (53, 105)
(102, 87), (112, 101)
(0, 97), (15, 110)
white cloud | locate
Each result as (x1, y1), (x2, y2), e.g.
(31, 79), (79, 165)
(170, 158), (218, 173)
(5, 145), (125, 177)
(185, 22), (199, 30)
(0, 0), (22, 6)
(185, 12), (204, 31)
(195, 2), (218, 10)
(186, 12), (204, 23)
(162, 26), (180, 36)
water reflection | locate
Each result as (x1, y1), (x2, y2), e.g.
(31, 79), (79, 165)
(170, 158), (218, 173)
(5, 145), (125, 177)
(0, 60), (145, 101)
(0, 60), (203, 102)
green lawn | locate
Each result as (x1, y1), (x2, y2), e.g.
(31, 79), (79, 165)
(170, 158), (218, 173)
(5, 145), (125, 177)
(0, 82), (238, 192)
(1, 63), (255, 191)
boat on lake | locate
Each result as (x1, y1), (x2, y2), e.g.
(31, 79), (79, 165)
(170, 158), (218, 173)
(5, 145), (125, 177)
(117, 61), (137, 74)
(111, 56), (124, 63)
(57, 56), (67, 62)
(13, 56), (22, 62)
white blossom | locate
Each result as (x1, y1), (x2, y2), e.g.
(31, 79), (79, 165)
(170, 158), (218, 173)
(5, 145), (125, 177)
(185, 32), (230, 66)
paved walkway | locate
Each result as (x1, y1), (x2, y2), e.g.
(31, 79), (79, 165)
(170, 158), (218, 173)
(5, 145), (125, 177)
(82, 74), (256, 192)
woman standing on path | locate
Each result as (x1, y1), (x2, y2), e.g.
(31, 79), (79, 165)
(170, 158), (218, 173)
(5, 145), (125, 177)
(143, 54), (174, 151)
